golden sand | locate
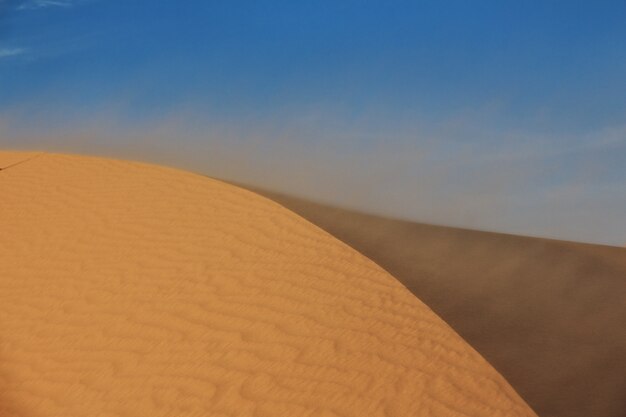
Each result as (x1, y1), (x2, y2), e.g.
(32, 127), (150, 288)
(0, 151), (535, 416)
(0, 151), (43, 170)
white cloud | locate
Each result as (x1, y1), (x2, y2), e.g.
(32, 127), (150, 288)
(0, 47), (26, 58)
(17, 0), (75, 10)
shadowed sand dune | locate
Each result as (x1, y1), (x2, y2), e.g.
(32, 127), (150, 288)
(242, 186), (626, 417)
(0, 151), (535, 417)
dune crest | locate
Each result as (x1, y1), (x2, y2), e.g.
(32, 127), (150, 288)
(0, 151), (535, 416)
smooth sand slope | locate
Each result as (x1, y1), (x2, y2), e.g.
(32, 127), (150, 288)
(244, 187), (626, 417)
(0, 151), (535, 417)
(0, 151), (43, 170)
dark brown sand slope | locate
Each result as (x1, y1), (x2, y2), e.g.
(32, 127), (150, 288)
(245, 186), (626, 417)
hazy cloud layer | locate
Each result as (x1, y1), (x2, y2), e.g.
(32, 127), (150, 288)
(16, 0), (76, 10)
(2, 102), (625, 247)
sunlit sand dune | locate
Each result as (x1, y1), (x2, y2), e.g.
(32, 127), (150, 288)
(247, 188), (626, 417)
(0, 151), (535, 417)
(0, 151), (43, 170)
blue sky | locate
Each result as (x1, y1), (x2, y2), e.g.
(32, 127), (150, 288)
(1, 0), (625, 245)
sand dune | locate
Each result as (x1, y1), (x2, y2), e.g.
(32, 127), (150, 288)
(0, 151), (535, 416)
(244, 187), (626, 417)
(0, 151), (43, 170)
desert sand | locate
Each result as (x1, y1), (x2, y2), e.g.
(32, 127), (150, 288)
(245, 187), (626, 417)
(0, 151), (535, 416)
(0, 151), (43, 170)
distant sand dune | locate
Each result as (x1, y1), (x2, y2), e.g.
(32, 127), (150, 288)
(245, 187), (626, 417)
(0, 151), (535, 416)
